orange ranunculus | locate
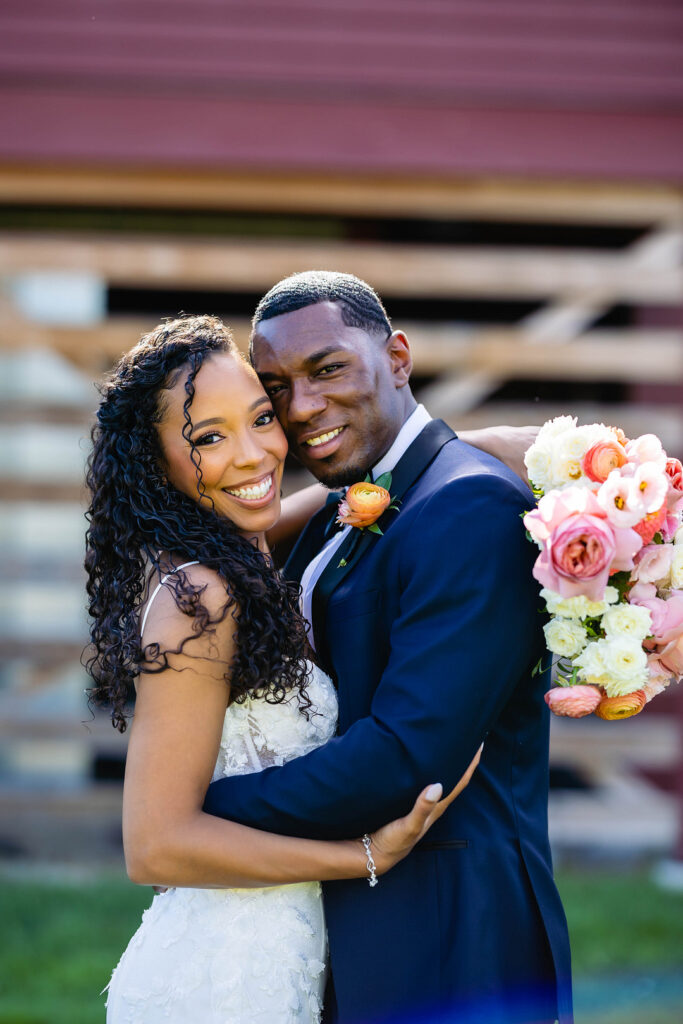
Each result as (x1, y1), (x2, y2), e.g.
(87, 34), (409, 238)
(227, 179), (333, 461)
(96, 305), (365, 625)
(337, 482), (391, 528)
(582, 441), (628, 483)
(594, 689), (646, 721)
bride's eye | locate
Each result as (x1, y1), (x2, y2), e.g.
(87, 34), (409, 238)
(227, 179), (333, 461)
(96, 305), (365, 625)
(254, 409), (276, 427)
(194, 431), (222, 447)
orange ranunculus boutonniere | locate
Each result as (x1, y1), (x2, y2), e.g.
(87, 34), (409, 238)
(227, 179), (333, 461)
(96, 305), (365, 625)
(336, 472), (396, 535)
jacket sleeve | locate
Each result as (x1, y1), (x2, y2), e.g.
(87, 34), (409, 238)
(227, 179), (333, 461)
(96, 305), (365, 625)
(204, 473), (540, 839)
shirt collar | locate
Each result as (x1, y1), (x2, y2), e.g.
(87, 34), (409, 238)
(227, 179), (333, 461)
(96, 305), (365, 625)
(371, 404), (432, 482)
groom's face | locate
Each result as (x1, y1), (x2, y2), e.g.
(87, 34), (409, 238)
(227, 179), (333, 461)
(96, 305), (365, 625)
(251, 301), (408, 487)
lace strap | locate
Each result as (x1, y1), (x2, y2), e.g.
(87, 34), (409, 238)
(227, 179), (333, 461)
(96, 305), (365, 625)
(139, 561), (200, 638)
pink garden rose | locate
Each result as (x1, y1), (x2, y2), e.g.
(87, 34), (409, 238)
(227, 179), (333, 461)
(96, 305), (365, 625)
(545, 685), (602, 718)
(525, 488), (642, 601)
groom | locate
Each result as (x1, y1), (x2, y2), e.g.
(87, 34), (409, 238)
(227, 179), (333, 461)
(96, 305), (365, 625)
(204, 272), (572, 1024)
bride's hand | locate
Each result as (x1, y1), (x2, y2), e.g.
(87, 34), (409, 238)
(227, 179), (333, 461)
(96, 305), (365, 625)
(367, 745), (483, 876)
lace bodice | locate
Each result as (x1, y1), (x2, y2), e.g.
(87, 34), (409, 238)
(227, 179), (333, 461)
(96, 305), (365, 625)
(213, 662), (338, 780)
(106, 663), (338, 1023)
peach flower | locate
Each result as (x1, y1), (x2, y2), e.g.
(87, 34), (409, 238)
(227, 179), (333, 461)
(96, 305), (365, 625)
(544, 685), (602, 718)
(633, 503), (668, 545)
(582, 441), (627, 483)
(337, 482), (391, 529)
(594, 690), (646, 720)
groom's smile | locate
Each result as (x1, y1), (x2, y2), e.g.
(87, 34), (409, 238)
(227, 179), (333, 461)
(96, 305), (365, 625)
(250, 301), (413, 487)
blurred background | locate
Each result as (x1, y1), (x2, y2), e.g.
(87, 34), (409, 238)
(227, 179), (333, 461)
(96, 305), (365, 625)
(0, 1), (682, 1022)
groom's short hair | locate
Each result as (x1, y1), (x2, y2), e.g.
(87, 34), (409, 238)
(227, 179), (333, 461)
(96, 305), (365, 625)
(251, 271), (392, 342)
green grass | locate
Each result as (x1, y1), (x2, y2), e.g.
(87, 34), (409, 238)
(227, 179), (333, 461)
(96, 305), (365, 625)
(0, 869), (681, 1023)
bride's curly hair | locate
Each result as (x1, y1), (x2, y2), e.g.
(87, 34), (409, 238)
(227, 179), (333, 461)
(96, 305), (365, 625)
(84, 314), (311, 732)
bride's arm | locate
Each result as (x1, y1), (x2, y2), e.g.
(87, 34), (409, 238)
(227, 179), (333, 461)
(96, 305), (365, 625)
(124, 565), (474, 888)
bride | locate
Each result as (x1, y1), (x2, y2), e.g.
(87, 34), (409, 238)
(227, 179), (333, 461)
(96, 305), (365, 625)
(85, 315), (480, 1023)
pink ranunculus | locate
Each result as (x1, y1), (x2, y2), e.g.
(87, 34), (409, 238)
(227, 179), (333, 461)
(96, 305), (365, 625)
(545, 685), (603, 718)
(582, 441), (627, 483)
(632, 543), (674, 585)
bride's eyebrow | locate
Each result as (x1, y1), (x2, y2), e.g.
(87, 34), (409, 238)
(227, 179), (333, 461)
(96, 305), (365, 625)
(192, 398), (271, 433)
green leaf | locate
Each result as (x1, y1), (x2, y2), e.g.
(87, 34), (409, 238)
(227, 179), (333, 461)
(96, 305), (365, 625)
(364, 473), (372, 483)
(337, 558), (347, 568)
(374, 471), (393, 490)
(367, 523), (383, 535)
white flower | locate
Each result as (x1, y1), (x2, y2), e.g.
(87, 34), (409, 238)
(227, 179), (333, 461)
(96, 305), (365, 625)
(602, 604), (653, 642)
(541, 588), (612, 619)
(524, 442), (553, 494)
(671, 547), (683, 590)
(544, 617), (588, 657)
(536, 416), (577, 445)
(576, 640), (609, 685)
(675, 524), (683, 546)
(599, 637), (648, 696)
(625, 434), (667, 470)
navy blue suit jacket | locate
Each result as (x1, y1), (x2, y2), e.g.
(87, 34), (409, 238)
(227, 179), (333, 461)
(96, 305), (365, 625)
(205, 422), (573, 1024)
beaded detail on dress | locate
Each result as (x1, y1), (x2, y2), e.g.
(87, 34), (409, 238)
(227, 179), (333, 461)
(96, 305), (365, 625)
(105, 663), (338, 1024)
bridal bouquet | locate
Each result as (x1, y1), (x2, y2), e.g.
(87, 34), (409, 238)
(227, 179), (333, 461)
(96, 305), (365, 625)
(523, 417), (683, 720)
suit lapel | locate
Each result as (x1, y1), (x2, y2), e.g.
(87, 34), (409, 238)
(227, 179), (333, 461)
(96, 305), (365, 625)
(311, 418), (457, 671)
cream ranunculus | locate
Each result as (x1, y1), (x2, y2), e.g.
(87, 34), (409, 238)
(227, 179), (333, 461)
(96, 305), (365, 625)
(576, 640), (610, 687)
(543, 617), (588, 657)
(601, 604), (653, 642)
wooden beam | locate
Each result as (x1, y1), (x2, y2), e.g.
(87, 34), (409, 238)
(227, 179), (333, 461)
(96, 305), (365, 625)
(1, 165), (681, 225)
(1, 313), (680, 382)
(1, 233), (681, 303)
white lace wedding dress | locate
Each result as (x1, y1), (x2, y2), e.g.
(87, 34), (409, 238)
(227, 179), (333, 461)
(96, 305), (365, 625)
(105, 663), (338, 1023)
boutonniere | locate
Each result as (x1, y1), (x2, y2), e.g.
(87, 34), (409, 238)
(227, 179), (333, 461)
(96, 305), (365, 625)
(335, 472), (400, 566)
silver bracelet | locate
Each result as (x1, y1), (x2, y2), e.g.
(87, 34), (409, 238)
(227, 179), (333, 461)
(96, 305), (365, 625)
(361, 834), (378, 887)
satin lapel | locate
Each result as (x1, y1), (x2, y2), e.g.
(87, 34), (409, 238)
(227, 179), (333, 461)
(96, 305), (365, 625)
(310, 419), (457, 671)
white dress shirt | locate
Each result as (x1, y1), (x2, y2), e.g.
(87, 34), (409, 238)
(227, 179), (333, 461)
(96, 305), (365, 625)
(300, 404), (432, 649)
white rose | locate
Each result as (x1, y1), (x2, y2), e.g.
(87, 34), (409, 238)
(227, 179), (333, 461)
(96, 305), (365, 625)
(604, 586), (620, 605)
(671, 547), (683, 590)
(537, 416), (577, 445)
(599, 637), (648, 696)
(576, 640), (609, 686)
(602, 604), (653, 642)
(674, 524), (683, 546)
(524, 443), (552, 494)
(544, 617), (588, 657)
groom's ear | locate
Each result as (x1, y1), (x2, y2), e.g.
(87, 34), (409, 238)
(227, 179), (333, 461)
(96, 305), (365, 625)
(385, 330), (413, 389)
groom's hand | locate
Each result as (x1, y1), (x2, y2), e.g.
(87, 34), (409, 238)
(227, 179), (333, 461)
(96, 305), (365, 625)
(367, 744), (483, 874)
